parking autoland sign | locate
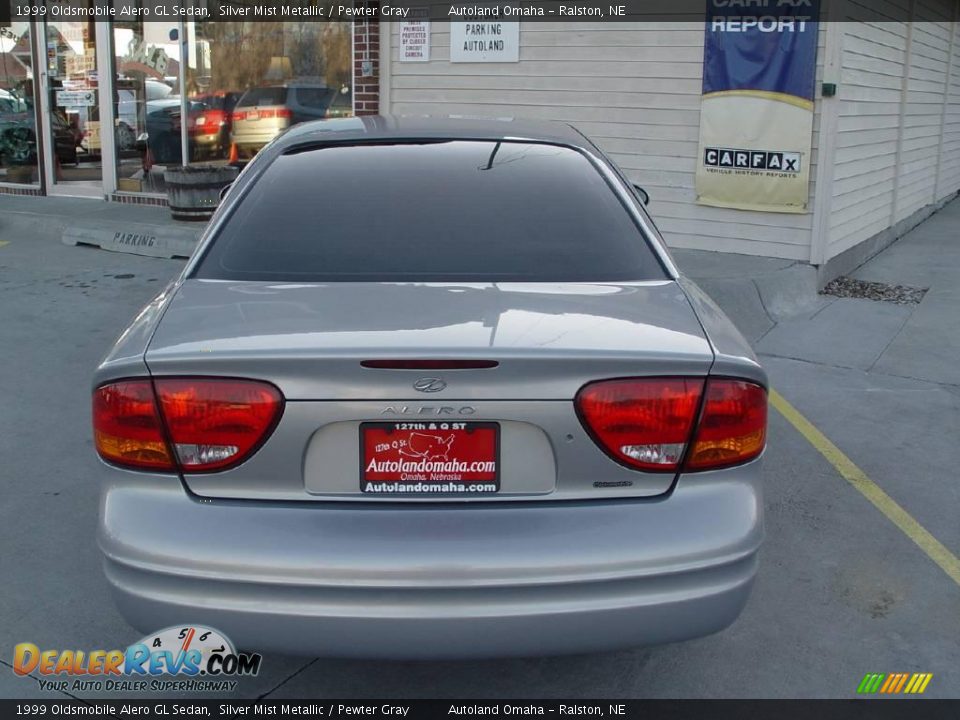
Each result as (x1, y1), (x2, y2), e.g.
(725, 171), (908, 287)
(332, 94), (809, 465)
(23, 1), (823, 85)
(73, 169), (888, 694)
(857, 673), (933, 695)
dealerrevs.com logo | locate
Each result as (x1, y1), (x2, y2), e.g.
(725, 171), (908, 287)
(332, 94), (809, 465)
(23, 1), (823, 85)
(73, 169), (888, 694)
(704, 147), (802, 173)
(13, 625), (261, 693)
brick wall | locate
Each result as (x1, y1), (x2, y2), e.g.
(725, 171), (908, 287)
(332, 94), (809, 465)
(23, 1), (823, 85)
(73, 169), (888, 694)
(353, 12), (381, 115)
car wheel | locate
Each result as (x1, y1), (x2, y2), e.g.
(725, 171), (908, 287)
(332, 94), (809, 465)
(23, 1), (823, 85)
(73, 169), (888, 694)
(116, 123), (136, 153)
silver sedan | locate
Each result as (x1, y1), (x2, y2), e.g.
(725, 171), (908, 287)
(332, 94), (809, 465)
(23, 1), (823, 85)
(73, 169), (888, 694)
(92, 115), (767, 659)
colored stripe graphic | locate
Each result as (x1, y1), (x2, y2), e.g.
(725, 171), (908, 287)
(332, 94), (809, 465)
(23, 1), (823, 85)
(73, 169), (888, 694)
(857, 673), (932, 694)
(880, 674), (897, 693)
(893, 674), (909, 693)
(858, 674), (885, 694)
(905, 674), (934, 694)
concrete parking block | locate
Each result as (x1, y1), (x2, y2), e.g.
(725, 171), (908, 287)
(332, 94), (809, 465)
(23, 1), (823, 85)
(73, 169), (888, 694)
(63, 221), (200, 260)
(756, 298), (912, 370)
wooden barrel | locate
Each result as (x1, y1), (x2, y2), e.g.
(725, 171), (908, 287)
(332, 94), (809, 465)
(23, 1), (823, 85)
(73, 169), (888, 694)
(163, 165), (239, 221)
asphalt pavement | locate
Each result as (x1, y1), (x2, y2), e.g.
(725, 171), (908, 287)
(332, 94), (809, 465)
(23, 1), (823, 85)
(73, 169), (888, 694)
(0, 198), (957, 699)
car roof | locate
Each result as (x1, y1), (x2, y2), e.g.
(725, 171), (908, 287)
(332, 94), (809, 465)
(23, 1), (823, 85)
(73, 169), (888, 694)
(272, 114), (592, 152)
(148, 98), (180, 109)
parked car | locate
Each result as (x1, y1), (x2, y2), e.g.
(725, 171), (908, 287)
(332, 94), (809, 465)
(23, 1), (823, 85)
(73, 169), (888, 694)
(230, 82), (351, 157)
(93, 115), (767, 659)
(114, 79), (174, 152)
(189, 91), (241, 159)
(0, 90), (78, 166)
(138, 97), (207, 165)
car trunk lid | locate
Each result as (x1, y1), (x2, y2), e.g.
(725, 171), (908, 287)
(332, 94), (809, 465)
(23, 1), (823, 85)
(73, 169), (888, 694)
(145, 279), (714, 500)
(146, 279), (712, 399)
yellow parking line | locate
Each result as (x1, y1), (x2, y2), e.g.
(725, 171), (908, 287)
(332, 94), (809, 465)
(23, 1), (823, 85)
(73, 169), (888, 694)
(769, 389), (960, 588)
(0, 241), (9, 247)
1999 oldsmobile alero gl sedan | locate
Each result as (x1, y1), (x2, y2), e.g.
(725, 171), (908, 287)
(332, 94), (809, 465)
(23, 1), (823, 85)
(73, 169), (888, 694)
(92, 115), (767, 659)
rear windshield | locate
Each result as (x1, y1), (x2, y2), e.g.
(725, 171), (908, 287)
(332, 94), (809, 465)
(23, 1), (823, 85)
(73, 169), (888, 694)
(237, 87), (287, 107)
(294, 86), (333, 108)
(193, 140), (665, 283)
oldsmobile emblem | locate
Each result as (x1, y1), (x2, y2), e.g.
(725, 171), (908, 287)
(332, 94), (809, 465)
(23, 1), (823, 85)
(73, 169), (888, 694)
(413, 377), (446, 393)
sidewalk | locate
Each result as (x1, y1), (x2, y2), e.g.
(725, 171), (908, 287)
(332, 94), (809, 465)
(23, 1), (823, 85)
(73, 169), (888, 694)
(0, 194), (203, 259)
(753, 197), (960, 387)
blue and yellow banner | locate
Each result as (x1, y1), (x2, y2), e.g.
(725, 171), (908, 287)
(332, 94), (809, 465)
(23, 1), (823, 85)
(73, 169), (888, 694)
(696, 0), (820, 213)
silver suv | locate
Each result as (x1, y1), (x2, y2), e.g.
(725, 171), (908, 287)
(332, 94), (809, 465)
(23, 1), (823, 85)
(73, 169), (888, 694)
(230, 82), (352, 157)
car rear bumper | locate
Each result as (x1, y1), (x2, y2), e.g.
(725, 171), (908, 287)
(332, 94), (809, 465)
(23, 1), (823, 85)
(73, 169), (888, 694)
(191, 133), (221, 148)
(98, 462), (763, 659)
(231, 127), (282, 149)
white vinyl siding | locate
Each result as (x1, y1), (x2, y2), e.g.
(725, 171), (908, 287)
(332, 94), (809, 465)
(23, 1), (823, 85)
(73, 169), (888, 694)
(827, 2), (960, 259)
(828, 17), (909, 257)
(897, 11), (952, 220)
(386, 22), (822, 261)
(938, 21), (960, 196)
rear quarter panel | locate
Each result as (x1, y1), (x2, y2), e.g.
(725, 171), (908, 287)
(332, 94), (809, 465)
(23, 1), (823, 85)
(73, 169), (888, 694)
(678, 277), (767, 387)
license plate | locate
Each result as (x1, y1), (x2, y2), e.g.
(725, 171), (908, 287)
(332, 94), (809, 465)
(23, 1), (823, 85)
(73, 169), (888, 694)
(360, 422), (499, 495)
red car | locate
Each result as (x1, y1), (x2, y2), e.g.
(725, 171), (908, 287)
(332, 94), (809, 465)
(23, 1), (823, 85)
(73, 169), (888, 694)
(189, 92), (241, 159)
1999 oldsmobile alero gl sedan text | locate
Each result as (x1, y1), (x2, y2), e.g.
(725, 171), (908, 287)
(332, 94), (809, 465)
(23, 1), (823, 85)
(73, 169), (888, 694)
(92, 115), (768, 659)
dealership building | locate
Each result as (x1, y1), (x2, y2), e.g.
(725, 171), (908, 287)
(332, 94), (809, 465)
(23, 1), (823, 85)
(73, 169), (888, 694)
(3, 8), (960, 276)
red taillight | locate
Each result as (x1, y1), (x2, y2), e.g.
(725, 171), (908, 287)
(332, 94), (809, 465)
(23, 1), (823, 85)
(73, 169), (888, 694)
(576, 378), (703, 472)
(155, 378), (284, 472)
(575, 377), (766, 473)
(93, 380), (174, 470)
(275, 107), (292, 119)
(686, 379), (767, 470)
(232, 110), (247, 120)
(93, 378), (283, 473)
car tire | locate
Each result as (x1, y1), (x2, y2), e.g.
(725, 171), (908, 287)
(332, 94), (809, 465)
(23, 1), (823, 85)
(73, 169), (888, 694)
(116, 123), (136, 153)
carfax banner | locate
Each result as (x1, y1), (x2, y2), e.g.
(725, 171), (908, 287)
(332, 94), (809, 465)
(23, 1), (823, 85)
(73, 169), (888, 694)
(696, 0), (820, 213)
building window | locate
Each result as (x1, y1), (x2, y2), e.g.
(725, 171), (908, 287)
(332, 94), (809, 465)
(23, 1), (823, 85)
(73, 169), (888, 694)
(0, 16), (40, 185)
(109, 19), (353, 194)
(112, 15), (182, 193)
(188, 21), (353, 164)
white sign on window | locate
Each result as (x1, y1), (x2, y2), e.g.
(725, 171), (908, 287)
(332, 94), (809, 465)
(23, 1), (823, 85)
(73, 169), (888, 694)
(399, 21), (430, 62)
(450, 22), (519, 63)
(56, 89), (96, 107)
